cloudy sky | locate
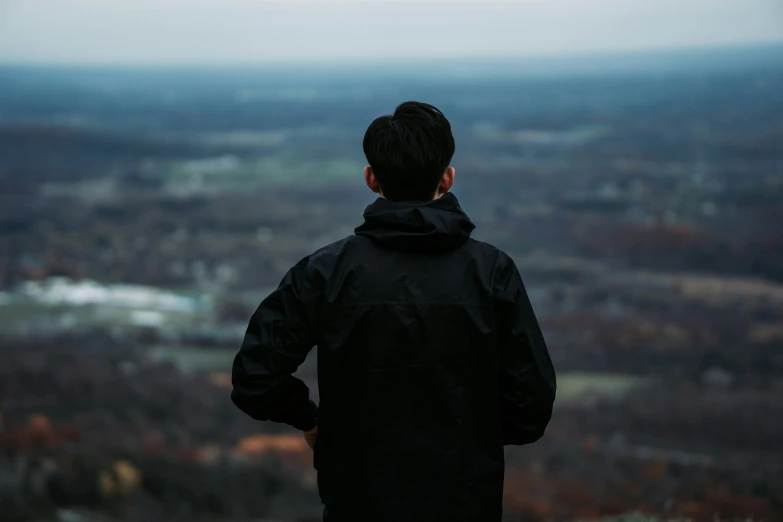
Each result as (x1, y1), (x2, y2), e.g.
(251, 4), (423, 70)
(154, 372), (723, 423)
(0, 0), (781, 64)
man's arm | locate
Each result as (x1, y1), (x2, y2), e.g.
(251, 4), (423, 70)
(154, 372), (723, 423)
(493, 251), (556, 445)
(231, 258), (319, 431)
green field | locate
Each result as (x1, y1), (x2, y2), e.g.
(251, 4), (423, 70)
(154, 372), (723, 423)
(555, 372), (646, 404)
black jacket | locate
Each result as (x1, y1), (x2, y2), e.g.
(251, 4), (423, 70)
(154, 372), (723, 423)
(232, 193), (556, 522)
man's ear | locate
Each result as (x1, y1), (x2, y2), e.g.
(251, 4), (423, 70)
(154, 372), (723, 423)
(436, 167), (455, 196)
(364, 166), (382, 195)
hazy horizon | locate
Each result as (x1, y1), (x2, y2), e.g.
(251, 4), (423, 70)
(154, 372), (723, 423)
(1, 0), (781, 65)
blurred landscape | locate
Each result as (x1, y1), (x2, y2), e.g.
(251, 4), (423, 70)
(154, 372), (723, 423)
(1, 44), (783, 521)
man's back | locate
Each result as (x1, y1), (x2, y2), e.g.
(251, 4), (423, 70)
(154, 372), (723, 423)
(231, 101), (556, 522)
(233, 194), (556, 521)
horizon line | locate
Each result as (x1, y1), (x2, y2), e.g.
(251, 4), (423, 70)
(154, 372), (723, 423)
(1, 41), (781, 70)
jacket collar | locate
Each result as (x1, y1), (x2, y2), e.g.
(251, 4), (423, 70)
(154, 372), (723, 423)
(355, 193), (475, 253)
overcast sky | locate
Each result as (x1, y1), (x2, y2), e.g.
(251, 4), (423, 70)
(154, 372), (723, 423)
(0, 0), (781, 64)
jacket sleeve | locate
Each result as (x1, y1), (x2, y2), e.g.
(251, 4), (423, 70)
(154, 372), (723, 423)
(231, 257), (319, 431)
(493, 251), (556, 445)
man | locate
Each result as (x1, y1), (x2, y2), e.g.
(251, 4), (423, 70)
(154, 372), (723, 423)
(232, 101), (556, 522)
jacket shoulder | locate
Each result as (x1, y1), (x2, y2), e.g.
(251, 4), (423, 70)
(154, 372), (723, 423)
(463, 238), (508, 261)
(309, 235), (360, 259)
(299, 235), (363, 272)
(462, 239), (522, 291)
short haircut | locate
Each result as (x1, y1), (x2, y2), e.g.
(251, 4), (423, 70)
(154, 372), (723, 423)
(363, 101), (455, 201)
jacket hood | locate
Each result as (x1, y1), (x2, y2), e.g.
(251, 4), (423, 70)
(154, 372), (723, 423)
(355, 192), (476, 253)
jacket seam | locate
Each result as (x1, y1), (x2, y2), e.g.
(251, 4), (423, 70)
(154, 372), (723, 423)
(488, 248), (504, 325)
(489, 248), (503, 295)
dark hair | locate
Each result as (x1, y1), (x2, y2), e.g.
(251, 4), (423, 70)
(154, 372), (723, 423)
(363, 101), (455, 201)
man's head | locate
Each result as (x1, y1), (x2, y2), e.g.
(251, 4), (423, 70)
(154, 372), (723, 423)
(363, 101), (455, 202)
